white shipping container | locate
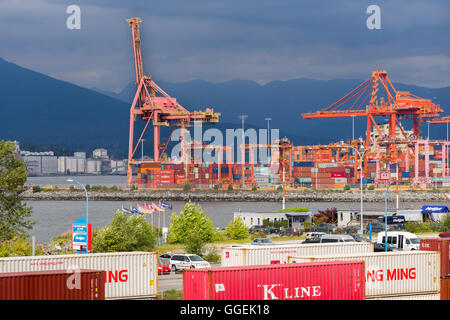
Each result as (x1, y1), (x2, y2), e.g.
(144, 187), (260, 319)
(366, 293), (440, 300)
(288, 251), (440, 298)
(0, 252), (158, 300)
(318, 163), (338, 168)
(221, 242), (373, 267)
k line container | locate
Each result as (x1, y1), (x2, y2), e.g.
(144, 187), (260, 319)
(0, 269), (105, 300)
(288, 251), (440, 298)
(183, 261), (365, 300)
(221, 242), (373, 267)
(0, 252), (157, 300)
(420, 238), (450, 278)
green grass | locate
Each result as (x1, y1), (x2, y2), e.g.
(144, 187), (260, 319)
(158, 289), (183, 300)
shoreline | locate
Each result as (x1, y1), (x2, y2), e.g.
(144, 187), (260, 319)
(21, 189), (449, 202)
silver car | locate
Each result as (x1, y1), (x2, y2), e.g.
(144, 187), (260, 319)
(169, 254), (211, 272)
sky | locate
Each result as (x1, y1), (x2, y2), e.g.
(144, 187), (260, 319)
(0, 0), (448, 92)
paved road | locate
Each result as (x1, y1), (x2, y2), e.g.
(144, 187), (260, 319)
(158, 263), (221, 292)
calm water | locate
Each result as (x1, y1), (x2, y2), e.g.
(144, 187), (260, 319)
(25, 176), (448, 243)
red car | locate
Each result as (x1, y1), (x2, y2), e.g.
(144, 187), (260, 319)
(439, 230), (450, 238)
(158, 259), (171, 275)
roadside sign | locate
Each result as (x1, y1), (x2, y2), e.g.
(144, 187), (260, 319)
(72, 217), (92, 253)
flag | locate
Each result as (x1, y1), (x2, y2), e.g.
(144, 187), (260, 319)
(152, 202), (164, 211)
(138, 204), (152, 214)
(145, 203), (155, 213)
(130, 206), (143, 215)
(159, 201), (172, 210)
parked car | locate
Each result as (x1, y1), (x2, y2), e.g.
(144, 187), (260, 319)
(348, 233), (371, 242)
(439, 230), (450, 238)
(304, 232), (326, 239)
(280, 228), (302, 237)
(158, 258), (171, 275)
(159, 252), (174, 265)
(248, 225), (269, 234)
(319, 234), (356, 243)
(373, 242), (396, 252)
(251, 238), (274, 245)
(302, 237), (321, 244)
(311, 223), (337, 233)
(169, 254), (211, 272)
(365, 222), (391, 233)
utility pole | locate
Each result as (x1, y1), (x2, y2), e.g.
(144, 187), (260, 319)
(239, 115), (248, 189)
(355, 145), (367, 234)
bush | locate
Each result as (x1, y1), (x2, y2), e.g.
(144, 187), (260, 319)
(344, 184), (350, 191)
(367, 185), (375, 190)
(92, 211), (158, 252)
(183, 232), (205, 256)
(167, 202), (215, 244)
(252, 185), (257, 191)
(183, 182), (191, 191)
(32, 185), (41, 193)
(251, 232), (266, 240)
(404, 222), (430, 234)
(203, 246), (221, 263)
(0, 237), (42, 257)
(225, 217), (250, 240)
(227, 184), (234, 190)
(440, 213), (450, 232)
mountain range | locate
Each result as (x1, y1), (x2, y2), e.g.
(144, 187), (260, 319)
(1, 56), (448, 159)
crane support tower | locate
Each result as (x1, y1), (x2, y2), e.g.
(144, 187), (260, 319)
(301, 70), (443, 180)
(126, 17), (220, 186)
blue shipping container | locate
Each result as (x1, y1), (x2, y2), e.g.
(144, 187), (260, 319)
(294, 161), (314, 167)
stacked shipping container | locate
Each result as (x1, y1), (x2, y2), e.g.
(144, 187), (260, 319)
(221, 242), (373, 267)
(288, 251), (440, 300)
(420, 238), (450, 300)
(0, 252), (158, 300)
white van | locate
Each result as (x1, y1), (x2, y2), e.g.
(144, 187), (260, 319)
(319, 234), (356, 243)
(376, 231), (420, 251)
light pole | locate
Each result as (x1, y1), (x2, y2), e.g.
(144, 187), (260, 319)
(67, 179), (89, 224)
(239, 115), (248, 189)
(384, 178), (403, 252)
(265, 118), (272, 163)
(355, 145), (367, 234)
(67, 178), (89, 253)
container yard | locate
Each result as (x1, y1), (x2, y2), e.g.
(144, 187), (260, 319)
(183, 260), (366, 300)
(0, 252), (158, 300)
(0, 270), (105, 300)
(123, 18), (450, 191)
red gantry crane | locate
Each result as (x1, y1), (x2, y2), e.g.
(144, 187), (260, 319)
(126, 17), (220, 186)
(301, 70), (443, 177)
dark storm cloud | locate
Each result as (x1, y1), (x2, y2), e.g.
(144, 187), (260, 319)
(0, 0), (448, 91)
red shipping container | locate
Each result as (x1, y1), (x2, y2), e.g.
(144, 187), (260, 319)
(0, 269), (105, 300)
(183, 261), (365, 300)
(441, 277), (450, 300)
(330, 172), (346, 178)
(420, 238), (450, 278)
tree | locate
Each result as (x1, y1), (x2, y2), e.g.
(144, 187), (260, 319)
(0, 140), (34, 241)
(168, 201), (215, 244)
(225, 217), (249, 240)
(92, 210), (157, 252)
